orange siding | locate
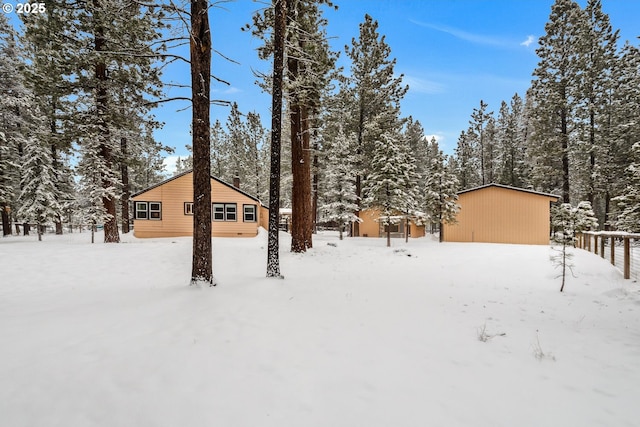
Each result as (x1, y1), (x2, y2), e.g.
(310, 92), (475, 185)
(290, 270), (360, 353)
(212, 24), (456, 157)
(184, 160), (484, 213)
(259, 205), (269, 231)
(360, 208), (383, 237)
(410, 222), (426, 238)
(132, 172), (264, 238)
(359, 207), (426, 238)
(443, 186), (556, 245)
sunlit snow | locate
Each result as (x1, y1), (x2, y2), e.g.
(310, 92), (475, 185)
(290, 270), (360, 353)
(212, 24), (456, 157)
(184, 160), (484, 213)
(1, 229), (639, 426)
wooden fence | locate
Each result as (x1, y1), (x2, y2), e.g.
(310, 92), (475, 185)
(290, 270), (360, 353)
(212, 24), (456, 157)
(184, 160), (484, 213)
(576, 231), (640, 281)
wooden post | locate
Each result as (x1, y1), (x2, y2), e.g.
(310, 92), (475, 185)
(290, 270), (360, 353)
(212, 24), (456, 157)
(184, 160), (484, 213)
(624, 237), (630, 280)
(610, 236), (615, 265)
(600, 235), (605, 259)
(594, 235), (599, 255)
(586, 234), (591, 252)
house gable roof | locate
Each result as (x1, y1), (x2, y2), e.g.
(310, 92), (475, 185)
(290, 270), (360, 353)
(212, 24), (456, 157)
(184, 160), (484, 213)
(131, 169), (265, 205)
(458, 183), (560, 200)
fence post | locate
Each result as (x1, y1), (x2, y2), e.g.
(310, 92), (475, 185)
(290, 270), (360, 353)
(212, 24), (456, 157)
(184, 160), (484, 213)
(610, 236), (615, 265)
(600, 235), (605, 259)
(624, 237), (630, 280)
(594, 235), (599, 255)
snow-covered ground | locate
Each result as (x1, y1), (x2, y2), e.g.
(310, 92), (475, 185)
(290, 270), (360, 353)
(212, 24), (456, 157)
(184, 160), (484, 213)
(1, 230), (639, 427)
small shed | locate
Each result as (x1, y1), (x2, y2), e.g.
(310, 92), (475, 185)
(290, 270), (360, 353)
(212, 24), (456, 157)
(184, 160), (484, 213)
(359, 207), (426, 239)
(131, 170), (268, 238)
(442, 184), (559, 245)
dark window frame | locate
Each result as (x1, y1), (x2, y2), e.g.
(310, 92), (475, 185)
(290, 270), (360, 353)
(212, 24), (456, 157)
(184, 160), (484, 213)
(212, 203), (237, 222)
(135, 201), (162, 220)
(134, 201), (148, 220)
(243, 204), (257, 222)
(149, 202), (162, 220)
(184, 202), (194, 215)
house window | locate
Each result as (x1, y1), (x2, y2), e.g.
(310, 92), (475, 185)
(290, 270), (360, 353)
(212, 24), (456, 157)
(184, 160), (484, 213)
(225, 204), (237, 221)
(135, 202), (148, 219)
(213, 203), (237, 221)
(384, 223), (399, 233)
(135, 202), (162, 220)
(244, 205), (257, 222)
(184, 202), (194, 215)
(149, 202), (161, 220)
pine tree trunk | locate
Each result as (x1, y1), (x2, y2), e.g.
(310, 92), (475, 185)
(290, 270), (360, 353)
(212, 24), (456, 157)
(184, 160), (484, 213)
(266, 0), (286, 278)
(405, 217), (409, 243)
(190, 0), (213, 285)
(51, 142), (63, 235)
(301, 105), (312, 249)
(560, 88), (570, 203)
(386, 223), (391, 247)
(1, 207), (10, 236)
(353, 175), (361, 237)
(94, 0), (120, 244)
(290, 99), (306, 253)
(120, 137), (131, 234)
(353, 104), (365, 237)
(560, 241), (567, 292)
(100, 143), (120, 243)
(312, 135), (319, 235)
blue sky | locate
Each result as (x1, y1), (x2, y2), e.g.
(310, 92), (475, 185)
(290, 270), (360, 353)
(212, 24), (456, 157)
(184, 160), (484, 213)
(6, 0), (640, 169)
(157, 0), (640, 170)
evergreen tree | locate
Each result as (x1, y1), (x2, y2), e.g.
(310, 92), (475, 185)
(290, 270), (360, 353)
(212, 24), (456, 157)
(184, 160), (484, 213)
(529, 0), (586, 202)
(424, 147), (460, 242)
(0, 14), (27, 236)
(245, 111), (269, 201)
(321, 128), (360, 240)
(551, 201), (598, 291)
(404, 117), (429, 195)
(21, 3), (76, 235)
(266, 0), (287, 277)
(453, 130), (480, 190)
(363, 131), (418, 247)
(189, 0), (214, 285)
(343, 14), (408, 236)
(76, 133), (116, 243)
(606, 42), (640, 230)
(496, 94), (529, 187)
(611, 143), (640, 232)
(285, 0), (336, 252)
(17, 129), (62, 241)
(226, 102), (249, 187)
(468, 100), (494, 185)
(210, 120), (228, 179)
(572, 0), (619, 216)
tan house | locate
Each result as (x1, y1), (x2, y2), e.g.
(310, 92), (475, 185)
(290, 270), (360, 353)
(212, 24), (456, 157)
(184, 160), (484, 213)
(442, 184), (559, 245)
(359, 207), (426, 239)
(131, 170), (268, 238)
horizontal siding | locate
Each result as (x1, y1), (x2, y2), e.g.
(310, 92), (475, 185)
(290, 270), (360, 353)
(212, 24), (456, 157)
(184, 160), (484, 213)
(132, 173), (262, 238)
(259, 206), (269, 230)
(360, 208), (382, 237)
(360, 207), (426, 238)
(444, 186), (555, 245)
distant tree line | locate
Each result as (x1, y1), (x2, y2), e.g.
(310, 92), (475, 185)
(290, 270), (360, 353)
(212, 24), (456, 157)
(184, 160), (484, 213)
(451, 0), (640, 232)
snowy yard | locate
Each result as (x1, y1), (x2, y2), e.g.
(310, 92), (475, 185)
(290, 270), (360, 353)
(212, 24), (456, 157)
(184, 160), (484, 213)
(1, 230), (639, 427)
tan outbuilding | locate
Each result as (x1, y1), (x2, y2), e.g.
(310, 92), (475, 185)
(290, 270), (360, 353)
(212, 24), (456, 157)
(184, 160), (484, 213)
(442, 184), (559, 245)
(131, 170), (268, 238)
(359, 207), (426, 239)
